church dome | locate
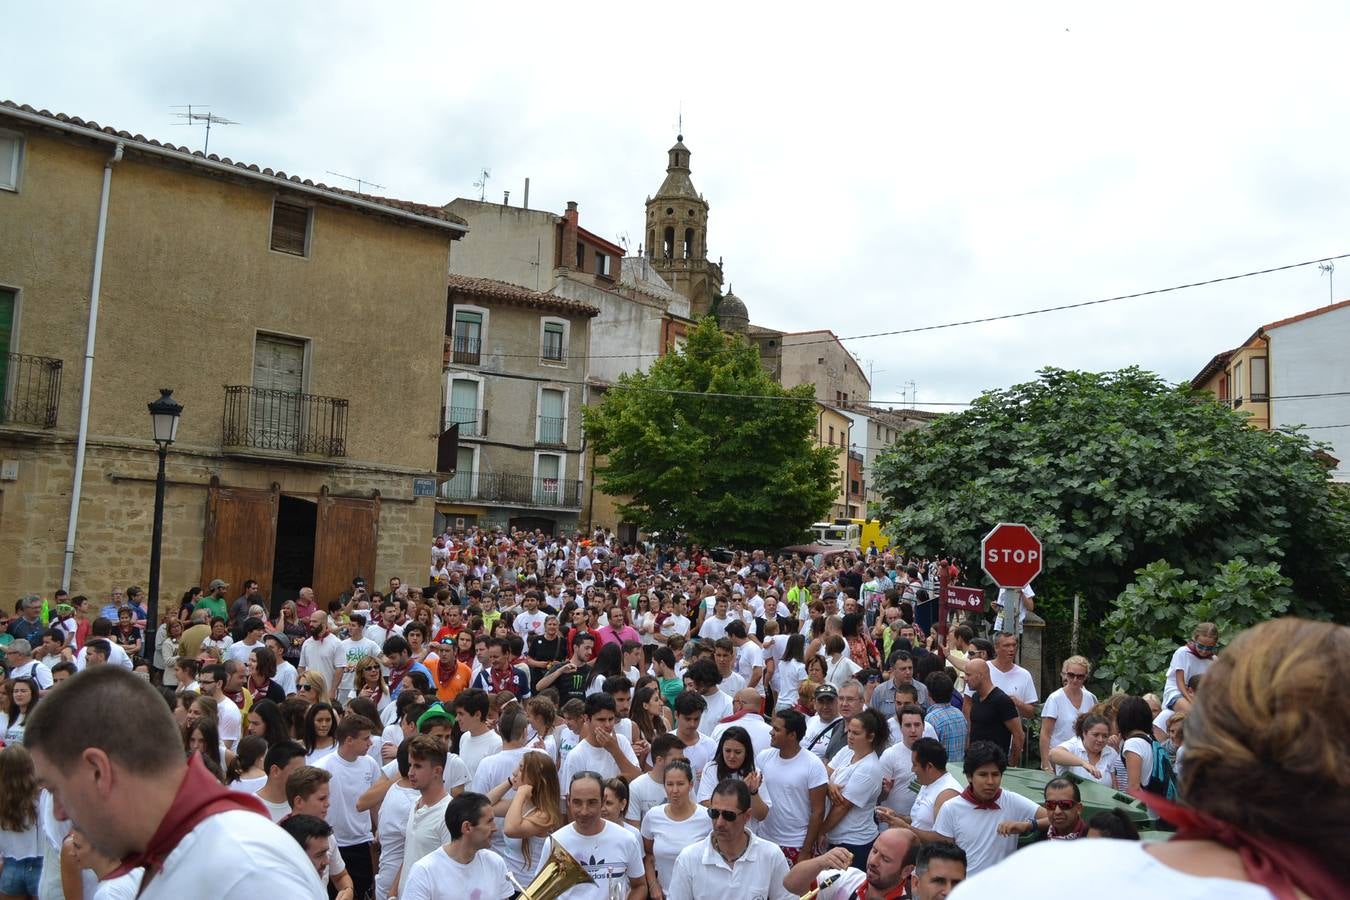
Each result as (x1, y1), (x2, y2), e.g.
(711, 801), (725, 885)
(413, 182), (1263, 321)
(717, 288), (749, 333)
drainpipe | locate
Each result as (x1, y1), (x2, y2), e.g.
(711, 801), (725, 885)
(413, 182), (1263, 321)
(61, 141), (123, 590)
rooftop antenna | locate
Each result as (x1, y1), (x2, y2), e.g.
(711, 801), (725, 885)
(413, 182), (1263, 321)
(1319, 261), (1335, 306)
(473, 168), (491, 202)
(617, 232), (630, 254)
(171, 105), (238, 154)
(325, 171), (387, 194)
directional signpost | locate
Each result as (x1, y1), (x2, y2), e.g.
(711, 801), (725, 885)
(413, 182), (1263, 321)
(981, 523), (1043, 636)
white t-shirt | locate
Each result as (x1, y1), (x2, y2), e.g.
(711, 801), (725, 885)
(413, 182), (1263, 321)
(1040, 688), (1098, 748)
(734, 642), (765, 694)
(803, 715), (844, 761)
(988, 663), (1038, 706)
(91, 870), (143, 900)
(933, 790), (1040, 875)
(230, 774), (267, 795)
(825, 746), (884, 845)
(317, 751), (380, 846)
(1054, 737), (1122, 788)
(299, 634), (343, 696)
(826, 656), (861, 690)
(877, 741), (918, 817)
(337, 637), (381, 696)
(698, 690), (733, 736)
(659, 615), (690, 642)
(402, 846), (513, 900)
(514, 610), (549, 638)
(754, 748), (828, 847)
(560, 736), (640, 793)
(1162, 645), (1214, 708)
(1123, 735), (1155, 789)
(910, 772), (962, 832)
(398, 794), (452, 899)
(945, 836), (1274, 899)
(624, 772), (666, 825)
(374, 782), (419, 900)
(711, 714), (773, 761)
(640, 803), (713, 890)
(545, 820), (643, 900)
(719, 669), (748, 695)
(458, 729), (503, 778)
(275, 660), (299, 696)
(216, 695), (242, 747)
(772, 659), (807, 709)
(699, 616), (729, 641)
(810, 867), (867, 900)
(672, 731), (718, 791)
(135, 809), (325, 900)
(226, 639), (265, 665)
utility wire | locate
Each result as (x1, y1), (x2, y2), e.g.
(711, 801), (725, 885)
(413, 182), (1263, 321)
(459, 251), (1350, 361)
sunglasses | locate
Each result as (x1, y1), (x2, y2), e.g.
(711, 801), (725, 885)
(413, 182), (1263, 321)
(1063, 672), (1087, 681)
(298, 684), (314, 692)
(706, 808), (741, 822)
(1194, 643), (1219, 653)
(1043, 799), (1078, 811)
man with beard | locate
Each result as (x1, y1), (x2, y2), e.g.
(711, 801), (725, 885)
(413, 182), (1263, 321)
(782, 827), (917, 900)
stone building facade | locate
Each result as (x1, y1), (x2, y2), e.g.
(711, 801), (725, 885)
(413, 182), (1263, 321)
(0, 101), (464, 611)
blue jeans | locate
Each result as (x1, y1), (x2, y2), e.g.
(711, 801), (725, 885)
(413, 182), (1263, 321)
(0, 856), (41, 896)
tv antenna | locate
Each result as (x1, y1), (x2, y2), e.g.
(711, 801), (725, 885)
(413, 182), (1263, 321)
(473, 168), (491, 202)
(325, 171), (387, 194)
(617, 231), (630, 254)
(171, 105), (238, 154)
(1319, 261), (1335, 306)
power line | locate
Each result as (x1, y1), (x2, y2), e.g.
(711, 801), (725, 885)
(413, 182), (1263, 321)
(458, 250), (1350, 361)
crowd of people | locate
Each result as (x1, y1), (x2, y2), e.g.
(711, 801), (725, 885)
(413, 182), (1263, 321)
(0, 527), (1345, 900)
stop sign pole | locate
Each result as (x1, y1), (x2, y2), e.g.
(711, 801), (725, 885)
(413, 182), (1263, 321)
(981, 523), (1043, 636)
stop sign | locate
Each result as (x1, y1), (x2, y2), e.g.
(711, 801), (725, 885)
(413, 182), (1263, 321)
(981, 523), (1043, 588)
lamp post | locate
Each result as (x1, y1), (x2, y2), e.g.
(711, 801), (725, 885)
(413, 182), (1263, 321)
(147, 388), (182, 667)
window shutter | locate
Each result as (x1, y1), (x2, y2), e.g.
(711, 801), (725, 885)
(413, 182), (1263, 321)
(271, 201), (310, 255)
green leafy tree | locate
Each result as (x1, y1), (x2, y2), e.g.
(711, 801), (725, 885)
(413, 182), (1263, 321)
(1095, 558), (1293, 694)
(873, 367), (1350, 660)
(582, 317), (838, 548)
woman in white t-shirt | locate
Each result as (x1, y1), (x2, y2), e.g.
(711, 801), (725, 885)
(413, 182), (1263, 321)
(226, 735), (269, 795)
(640, 760), (711, 898)
(821, 708), (888, 871)
(1048, 713), (1121, 788)
(693, 726), (771, 821)
(773, 634), (809, 712)
(1117, 696), (1156, 792)
(502, 752), (564, 884)
(1038, 655), (1097, 772)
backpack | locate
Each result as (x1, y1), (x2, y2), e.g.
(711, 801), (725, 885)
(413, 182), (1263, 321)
(1143, 738), (1179, 801)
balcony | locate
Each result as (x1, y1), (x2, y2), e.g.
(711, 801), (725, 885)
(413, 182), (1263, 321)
(440, 471), (582, 508)
(1, 353), (62, 428)
(222, 386), (348, 457)
(446, 406), (487, 438)
(537, 415), (566, 446)
(446, 334), (481, 366)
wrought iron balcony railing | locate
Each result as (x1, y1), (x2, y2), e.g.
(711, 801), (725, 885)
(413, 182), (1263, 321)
(1, 352), (62, 428)
(439, 471), (582, 508)
(222, 385), (347, 457)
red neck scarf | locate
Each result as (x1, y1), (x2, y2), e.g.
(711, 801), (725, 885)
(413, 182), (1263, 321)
(1134, 791), (1349, 900)
(854, 879), (907, 900)
(106, 754), (267, 887)
(388, 661), (412, 695)
(718, 708), (760, 726)
(959, 785), (1001, 810)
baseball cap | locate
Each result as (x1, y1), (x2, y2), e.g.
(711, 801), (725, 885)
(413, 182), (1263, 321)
(815, 684), (839, 699)
(208, 578), (229, 590)
(416, 705), (456, 731)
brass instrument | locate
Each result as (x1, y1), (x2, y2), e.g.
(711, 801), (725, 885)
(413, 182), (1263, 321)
(799, 872), (841, 900)
(505, 837), (595, 900)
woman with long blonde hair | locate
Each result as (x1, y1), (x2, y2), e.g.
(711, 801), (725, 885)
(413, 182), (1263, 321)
(296, 670), (330, 706)
(502, 751), (564, 883)
(0, 744), (41, 900)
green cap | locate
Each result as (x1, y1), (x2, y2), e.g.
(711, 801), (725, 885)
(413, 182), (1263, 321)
(416, 705), (456, 732)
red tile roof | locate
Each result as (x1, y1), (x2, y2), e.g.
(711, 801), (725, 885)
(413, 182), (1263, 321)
(1260, 298), (1350, 331)
(447, 274), (600, 317)
(0, 100), (466, 230)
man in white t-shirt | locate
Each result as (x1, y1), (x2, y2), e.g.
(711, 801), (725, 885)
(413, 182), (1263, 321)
(803, 684), (846, 761)
(279, 813), (357, 900)
(726, 621), (765, 695)
(317, 715), (381, 900)
(699, 598), (732, 641)
(400, 791), (512, 900)
(199, 664), (242, 750)
(756, 709), (827, 860)
(711, 689), (773, 759)
(299, 610), (344, 699)
(686, 659), (734, 736)
(395, 735), (453, 899)
(878, 704), (929, 820)
(512, 593), (549, 639)
(336, 615), (381, 700)
(933, 740), (1043, 876)
(226, 618), (268, 666)
(452, 689), (503, 778)
(24, 666), (325, 900)
(559, 694), (641, 799)
(782, 828), (918, 900)
(547, 771), (644, 900)
(988, 633), (1039, 719)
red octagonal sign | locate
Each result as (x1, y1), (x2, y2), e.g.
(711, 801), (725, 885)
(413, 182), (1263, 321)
(981, 522), (1043, 588)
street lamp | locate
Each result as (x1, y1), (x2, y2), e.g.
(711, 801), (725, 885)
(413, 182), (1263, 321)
(146, 388), (182, 670)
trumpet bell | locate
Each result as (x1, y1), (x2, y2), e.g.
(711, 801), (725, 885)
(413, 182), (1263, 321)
(512, 837), (595, 900)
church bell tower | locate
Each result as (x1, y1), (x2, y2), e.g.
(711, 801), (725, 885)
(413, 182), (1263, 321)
(644, 135), (723, 318)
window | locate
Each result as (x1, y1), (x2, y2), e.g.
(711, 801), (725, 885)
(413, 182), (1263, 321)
(594, 251), (611, 277)
(447, 377), (482, 436)
(535, 453), (563, 505)
(575, 240), (585, 270)
(541, 320), (566, 363)
(828, 425), (835, 445)
(443, 446), (478, 500)
(538, 388), (565, 444)
(683, 228), (694, 259)
(451, 308), (485, 365)
(269, 199), (311, 256)
(251, 334), (307, 448)
(1232, 361), (1244, 406)
(1251, 357), (1268, 400)
(0, 132), (22, 191)
(663, 227), (675, 259)
(0, 287), (13, 409)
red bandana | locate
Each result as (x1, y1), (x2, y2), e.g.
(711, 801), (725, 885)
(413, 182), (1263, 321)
(854, 879), (907, 900)
(1133, 791), (1349, 900)
(959, 785), (1001, 810)
(718, 708), (759, 726)
(106, 753), (267, 885)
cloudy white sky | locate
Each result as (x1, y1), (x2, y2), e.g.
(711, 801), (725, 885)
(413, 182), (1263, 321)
(12, 2), (1350, 407)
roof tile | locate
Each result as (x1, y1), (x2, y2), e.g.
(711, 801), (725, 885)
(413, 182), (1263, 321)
(447, 274), (600, 317)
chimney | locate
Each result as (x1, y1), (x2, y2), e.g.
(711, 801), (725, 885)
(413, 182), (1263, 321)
(503, 190), (510, 205)
(561, 201), (579, 272)
(523, 177), (530, 209)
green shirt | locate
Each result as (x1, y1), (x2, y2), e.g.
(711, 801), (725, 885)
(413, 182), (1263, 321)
(659, 676), (684, 709)
(195, 595), (227, 620)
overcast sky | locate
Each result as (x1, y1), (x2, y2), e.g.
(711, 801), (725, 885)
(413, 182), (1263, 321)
(12, 2), (1350, 408)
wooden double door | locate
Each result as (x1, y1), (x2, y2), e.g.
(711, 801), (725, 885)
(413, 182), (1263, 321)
(200, 478), (380, 606)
